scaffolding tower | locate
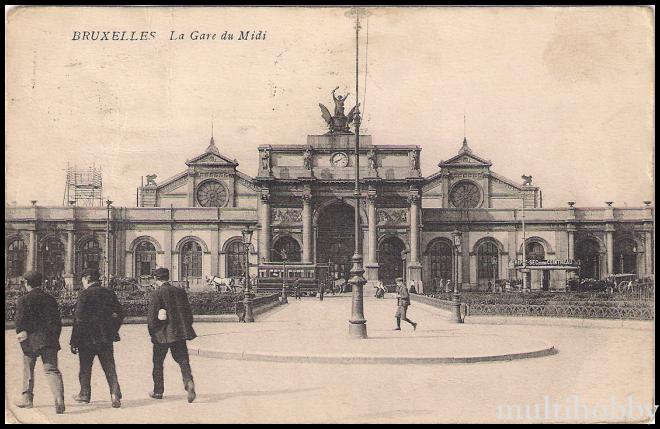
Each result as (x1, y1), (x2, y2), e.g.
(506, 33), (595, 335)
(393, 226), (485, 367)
(63, 163), (104, 207)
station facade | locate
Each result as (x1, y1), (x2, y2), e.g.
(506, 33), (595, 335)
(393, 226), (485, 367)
(5, 128), (654, 292)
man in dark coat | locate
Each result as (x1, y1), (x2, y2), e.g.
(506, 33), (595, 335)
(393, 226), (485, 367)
(293, 278), (302, 299)
(70, 268), (124, 408)
(318, 280), (325, 301)
(147, 268), (197, 402)
(14, 271), (65, 414)
(394, 277), (417, 331)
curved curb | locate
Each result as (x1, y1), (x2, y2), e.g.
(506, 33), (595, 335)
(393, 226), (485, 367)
(189, 344), (558, 365)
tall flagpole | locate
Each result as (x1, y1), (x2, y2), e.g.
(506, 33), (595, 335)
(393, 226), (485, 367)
(348, 8), (367, 339)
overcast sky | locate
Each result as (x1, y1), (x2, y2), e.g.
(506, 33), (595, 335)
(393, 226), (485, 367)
(5, 6), (654, 208)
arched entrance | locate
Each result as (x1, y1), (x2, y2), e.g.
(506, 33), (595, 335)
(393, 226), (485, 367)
(526, 241), (548, 290)
(576, 239), (601, 280)
(378, 236), (406, 287)
(180, 240), (203, 286)
(272, 236), (301, 262)
(6, 238), (27, 288)
(316, 202), (355, 283)
(39, 237), (65, 287)
(614, 239), (638, 275)
(426, 239), (453, 292)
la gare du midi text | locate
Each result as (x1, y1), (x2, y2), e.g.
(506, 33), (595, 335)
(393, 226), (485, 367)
(72, 30), (267, 41)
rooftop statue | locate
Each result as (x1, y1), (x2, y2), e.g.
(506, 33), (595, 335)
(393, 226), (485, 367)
(319, 86), (360, 135)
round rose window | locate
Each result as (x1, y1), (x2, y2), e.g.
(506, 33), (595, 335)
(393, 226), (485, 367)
(449, 181), (482, 208)
(196, 180), (228, 207)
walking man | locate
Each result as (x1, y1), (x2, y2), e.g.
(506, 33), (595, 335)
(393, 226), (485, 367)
(318, 280), (325, 301)
(147, 268), (197, 402)
(70, 268), (124, 408)
(394, 277), (417, 331)
(293, 278), (302, 300)
(14, 271), (66, 414)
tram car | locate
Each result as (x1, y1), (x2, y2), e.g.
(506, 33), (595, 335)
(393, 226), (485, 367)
(257, 262), (333, 296)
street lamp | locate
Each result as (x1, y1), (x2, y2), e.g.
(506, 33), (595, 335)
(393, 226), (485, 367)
(242, 226), (255, 323)
(105, 199), (113, 288)
(451, 229), (463, 323)
(272, 248), (288, 304)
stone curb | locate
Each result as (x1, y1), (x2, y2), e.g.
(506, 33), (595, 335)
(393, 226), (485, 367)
(189, 344), (558, 365)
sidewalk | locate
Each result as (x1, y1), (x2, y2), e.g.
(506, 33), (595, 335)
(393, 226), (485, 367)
(190, 294), (556, 364)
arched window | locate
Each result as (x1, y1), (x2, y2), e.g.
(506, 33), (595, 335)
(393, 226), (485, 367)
(427, 240), (453, 284)
(40, 237), (65, 283)
(272, 237), (301, 263)
(526, 242), (545, 262)
(135, 241), (157, 278)
(614, 239), (637, 275)
(477, 241), (499, 283)
(77, 238), (101, 275)
(180, 241), (203, 279)
(7, 238), (27, 282)
(226, 240), (247, 278)
(576, 239), (601, 280)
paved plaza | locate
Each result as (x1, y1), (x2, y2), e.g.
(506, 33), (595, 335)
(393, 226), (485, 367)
(5, 295), (655, 424)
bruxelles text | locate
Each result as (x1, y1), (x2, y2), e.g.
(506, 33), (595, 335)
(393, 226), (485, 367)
(71, 30), (267, 41)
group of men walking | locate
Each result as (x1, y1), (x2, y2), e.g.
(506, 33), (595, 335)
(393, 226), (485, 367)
(13, 267), (197, 414)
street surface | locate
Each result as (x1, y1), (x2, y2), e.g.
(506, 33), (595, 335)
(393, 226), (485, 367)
(5, 294), (654, 423)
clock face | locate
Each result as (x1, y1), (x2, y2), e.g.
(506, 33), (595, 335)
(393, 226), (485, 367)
(449, 181), (482, 208)
(196, 180), (228, 207)
(330, 152), (349, 167)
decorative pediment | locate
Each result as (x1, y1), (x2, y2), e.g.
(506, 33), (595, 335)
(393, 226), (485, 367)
(185, 137), (239, 167)
(438, 138), (492, 168)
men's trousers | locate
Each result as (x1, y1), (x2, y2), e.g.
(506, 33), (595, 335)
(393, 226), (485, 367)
(22, 347), (65, 405)
(152, 340), (193, 395)
(78, 343), (121, 398)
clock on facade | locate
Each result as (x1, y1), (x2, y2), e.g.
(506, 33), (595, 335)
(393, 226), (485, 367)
(449, 180), (482, 208)
(196, 180), (228, 207)
(330, 152), (349, 167)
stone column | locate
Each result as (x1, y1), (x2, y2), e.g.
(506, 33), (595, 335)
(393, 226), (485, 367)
(605, 225), (614, 275)
(27, 230), (36, 272)
(64, 230), (75, 289)
(302, 191), (313, 263)
(567, 225), (576, 260)
(644, 231), (653, 275)
(364, 189), (379, 284)
(259, 189), (271, 262)
(407, 189), (422, 282)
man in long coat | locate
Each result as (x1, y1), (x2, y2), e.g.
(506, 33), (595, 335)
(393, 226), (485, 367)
(70, 268), (124, 408)
(147, 268), (197, 402)
(394, 277), (417, 331)
(14, 271), (65, 414)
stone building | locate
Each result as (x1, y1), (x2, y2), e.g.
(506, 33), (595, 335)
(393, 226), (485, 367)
(4, 120), (654, 291)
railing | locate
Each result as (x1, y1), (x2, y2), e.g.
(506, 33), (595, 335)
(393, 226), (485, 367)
(418, 291), (655, 321)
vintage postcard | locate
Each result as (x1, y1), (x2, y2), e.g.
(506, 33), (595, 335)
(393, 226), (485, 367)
(4, 5), (655, 424)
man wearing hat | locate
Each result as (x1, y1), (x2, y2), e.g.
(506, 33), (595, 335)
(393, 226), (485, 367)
(70, 268), (124, 408)
(14, 270), (66, 414)
(394, 277), (417, 331)
(147, 267), (197, 403)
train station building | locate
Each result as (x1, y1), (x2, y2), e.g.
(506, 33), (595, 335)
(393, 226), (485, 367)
(5, 119), (655, 291)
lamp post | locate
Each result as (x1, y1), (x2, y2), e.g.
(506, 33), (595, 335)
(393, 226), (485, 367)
(242, 227), (255, 322)
(242, 228), (255, 318)
(451, 229), (463, 323)
(273, 248), (288, 304)
(105, 199), (112, 288)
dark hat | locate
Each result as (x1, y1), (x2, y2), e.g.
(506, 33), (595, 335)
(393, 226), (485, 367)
(153, 267), (170, 280)
(23, 271), (42, 287)
(81, 268), (101, 281)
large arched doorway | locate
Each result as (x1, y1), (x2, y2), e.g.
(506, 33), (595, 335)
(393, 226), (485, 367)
(135, 240), (157, 278)
(316, 202), (355, 283)
(614, 239), (638, 275)
(378, 236), (406, 287)
(226, 239), (247, 278)
(477, 240), (499, 287)
(6, 238), (27, 288)
(576, 239), (601, 280)
(77, 238), (102, 275)
(526, 241), (548, 290)
(180, 240), (203, 286)
(272, 236), (301, 263)
(426, 239), (453, 291)
(40, 237), (65, 287)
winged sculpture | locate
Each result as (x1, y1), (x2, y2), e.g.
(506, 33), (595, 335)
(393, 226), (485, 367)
(318, 87), (360, 134)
